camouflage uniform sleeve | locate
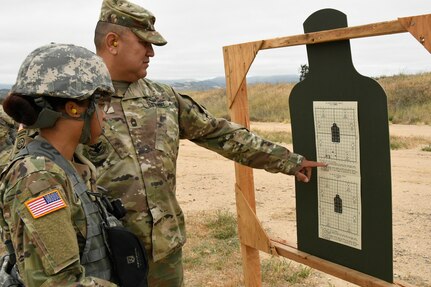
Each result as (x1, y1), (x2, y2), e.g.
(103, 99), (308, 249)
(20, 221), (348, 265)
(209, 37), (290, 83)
(0, 156), (117, 287)
(0, 105), (16, 171)
(176, 92), (304, 175)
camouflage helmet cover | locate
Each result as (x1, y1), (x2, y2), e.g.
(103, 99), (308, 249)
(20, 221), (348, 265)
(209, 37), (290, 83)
(10, 43), (114, 100)
(99, 0), (167, 46)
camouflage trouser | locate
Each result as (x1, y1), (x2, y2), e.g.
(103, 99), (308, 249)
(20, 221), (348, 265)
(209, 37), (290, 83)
(147, 248), (184, 287)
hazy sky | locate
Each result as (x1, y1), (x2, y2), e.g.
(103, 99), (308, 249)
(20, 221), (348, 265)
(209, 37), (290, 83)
(1, 0), (430, 84)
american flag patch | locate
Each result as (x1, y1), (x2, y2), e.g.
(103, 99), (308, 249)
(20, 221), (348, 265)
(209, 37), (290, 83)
(25, 190), (67, 219)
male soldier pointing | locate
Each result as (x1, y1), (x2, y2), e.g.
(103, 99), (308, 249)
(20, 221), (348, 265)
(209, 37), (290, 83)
(87, 0), (327, 285)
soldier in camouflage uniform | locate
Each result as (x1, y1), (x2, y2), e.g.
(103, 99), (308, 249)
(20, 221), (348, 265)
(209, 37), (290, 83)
(89, 0), (327, 285)
(0, 43), (118, 287)
(0, 105), (16, 171)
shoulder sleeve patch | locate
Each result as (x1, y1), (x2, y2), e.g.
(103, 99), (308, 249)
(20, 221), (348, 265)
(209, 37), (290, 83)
(25, 190), (67, 219)
(28, 179), (54, 195)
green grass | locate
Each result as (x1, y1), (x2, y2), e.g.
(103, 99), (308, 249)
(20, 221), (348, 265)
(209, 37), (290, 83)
(421, 144), (431, 152)
(205, 209), (238, 240)
(261, 257), (312, 285)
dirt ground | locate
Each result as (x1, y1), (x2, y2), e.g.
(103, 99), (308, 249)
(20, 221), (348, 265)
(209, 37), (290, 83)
(176, 122), (431, 287)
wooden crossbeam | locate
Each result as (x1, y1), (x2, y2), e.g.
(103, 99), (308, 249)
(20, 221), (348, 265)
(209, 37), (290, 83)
(224, 14), (431, 110)
(399, 14), (431, 53)
(246, 19), (405, 51)
(271, 240), (415, 287)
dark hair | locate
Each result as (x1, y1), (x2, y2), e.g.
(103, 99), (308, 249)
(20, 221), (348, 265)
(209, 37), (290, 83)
(2, 94), (40, 126)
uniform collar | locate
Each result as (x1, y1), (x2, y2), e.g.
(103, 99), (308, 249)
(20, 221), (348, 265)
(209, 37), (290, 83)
(112, 81), (131, 98)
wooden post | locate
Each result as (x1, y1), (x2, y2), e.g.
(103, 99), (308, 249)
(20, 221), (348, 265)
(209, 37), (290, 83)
(223, 42), (263, 287)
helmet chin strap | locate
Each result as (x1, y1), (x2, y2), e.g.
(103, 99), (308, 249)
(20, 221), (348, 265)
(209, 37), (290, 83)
(79, 99), (97, 144)
(95, 106), (106, 136)
(27, 97), (62, 129)
(29, 96), (101, 144)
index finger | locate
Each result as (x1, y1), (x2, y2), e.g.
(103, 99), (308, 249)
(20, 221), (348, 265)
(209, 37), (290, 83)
(303, 160), (328, 168)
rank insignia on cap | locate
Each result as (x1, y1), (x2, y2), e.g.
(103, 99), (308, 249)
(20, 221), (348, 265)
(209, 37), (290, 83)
(25, 190), (67, 219)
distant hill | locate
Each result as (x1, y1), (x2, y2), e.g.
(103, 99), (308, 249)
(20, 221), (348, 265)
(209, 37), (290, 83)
(0, 89), (9, 100)
(0, 84), (11, 90)
(157, 77), (226, 91)
(156, 75), (299, 91)
(0, 84), (11, 101)
(0, 75), (298, 96)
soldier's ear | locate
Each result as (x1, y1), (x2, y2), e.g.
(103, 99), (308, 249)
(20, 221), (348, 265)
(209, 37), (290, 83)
(106, 33), (119, 55)
(65, 101), (82, 118)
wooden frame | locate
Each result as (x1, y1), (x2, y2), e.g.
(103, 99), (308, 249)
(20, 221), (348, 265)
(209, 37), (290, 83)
(223, 13), (431, 287)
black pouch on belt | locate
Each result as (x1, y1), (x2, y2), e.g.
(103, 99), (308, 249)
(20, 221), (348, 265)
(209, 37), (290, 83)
(106, 226), (149, 287)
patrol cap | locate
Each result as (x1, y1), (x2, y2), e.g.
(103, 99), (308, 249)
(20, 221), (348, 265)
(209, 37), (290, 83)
(99, 0), (167, 46)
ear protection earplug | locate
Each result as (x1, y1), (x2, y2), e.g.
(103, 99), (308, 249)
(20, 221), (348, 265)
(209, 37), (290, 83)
(71, 108), (78, 114)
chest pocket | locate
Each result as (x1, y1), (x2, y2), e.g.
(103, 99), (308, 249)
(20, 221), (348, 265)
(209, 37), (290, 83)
(123, 98), (179, 158)
(155, 101), (179, 157)
(98, 100), (132, 161)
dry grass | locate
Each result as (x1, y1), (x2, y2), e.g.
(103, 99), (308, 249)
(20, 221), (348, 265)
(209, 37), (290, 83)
(183, 210), (244, 286)
(183, 210), (314, 287)
(252, 129), (292, 145)
(186, 72), (431, 125)
(377, 73), (431, 124)
(184, 82), (294, 122)
(250, 129), (428, 151)
(389, 135), (431, 150)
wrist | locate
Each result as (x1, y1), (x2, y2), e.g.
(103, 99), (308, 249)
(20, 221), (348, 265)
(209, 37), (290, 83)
(286, 153), (304, 175)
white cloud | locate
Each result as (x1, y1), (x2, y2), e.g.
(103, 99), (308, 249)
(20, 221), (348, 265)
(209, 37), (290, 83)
(1, 0), (430, 84)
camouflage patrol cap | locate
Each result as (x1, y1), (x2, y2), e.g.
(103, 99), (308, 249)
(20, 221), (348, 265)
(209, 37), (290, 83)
(99, 0), (167, 46)
(11, 43), (114, 100)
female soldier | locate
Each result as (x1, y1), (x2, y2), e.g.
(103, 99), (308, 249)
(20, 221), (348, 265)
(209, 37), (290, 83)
(0, 43), (118, 287)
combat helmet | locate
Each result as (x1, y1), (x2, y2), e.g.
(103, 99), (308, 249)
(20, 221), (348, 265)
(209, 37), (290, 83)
(11, 43), (114, 100)
(10, 43), (114, 143)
